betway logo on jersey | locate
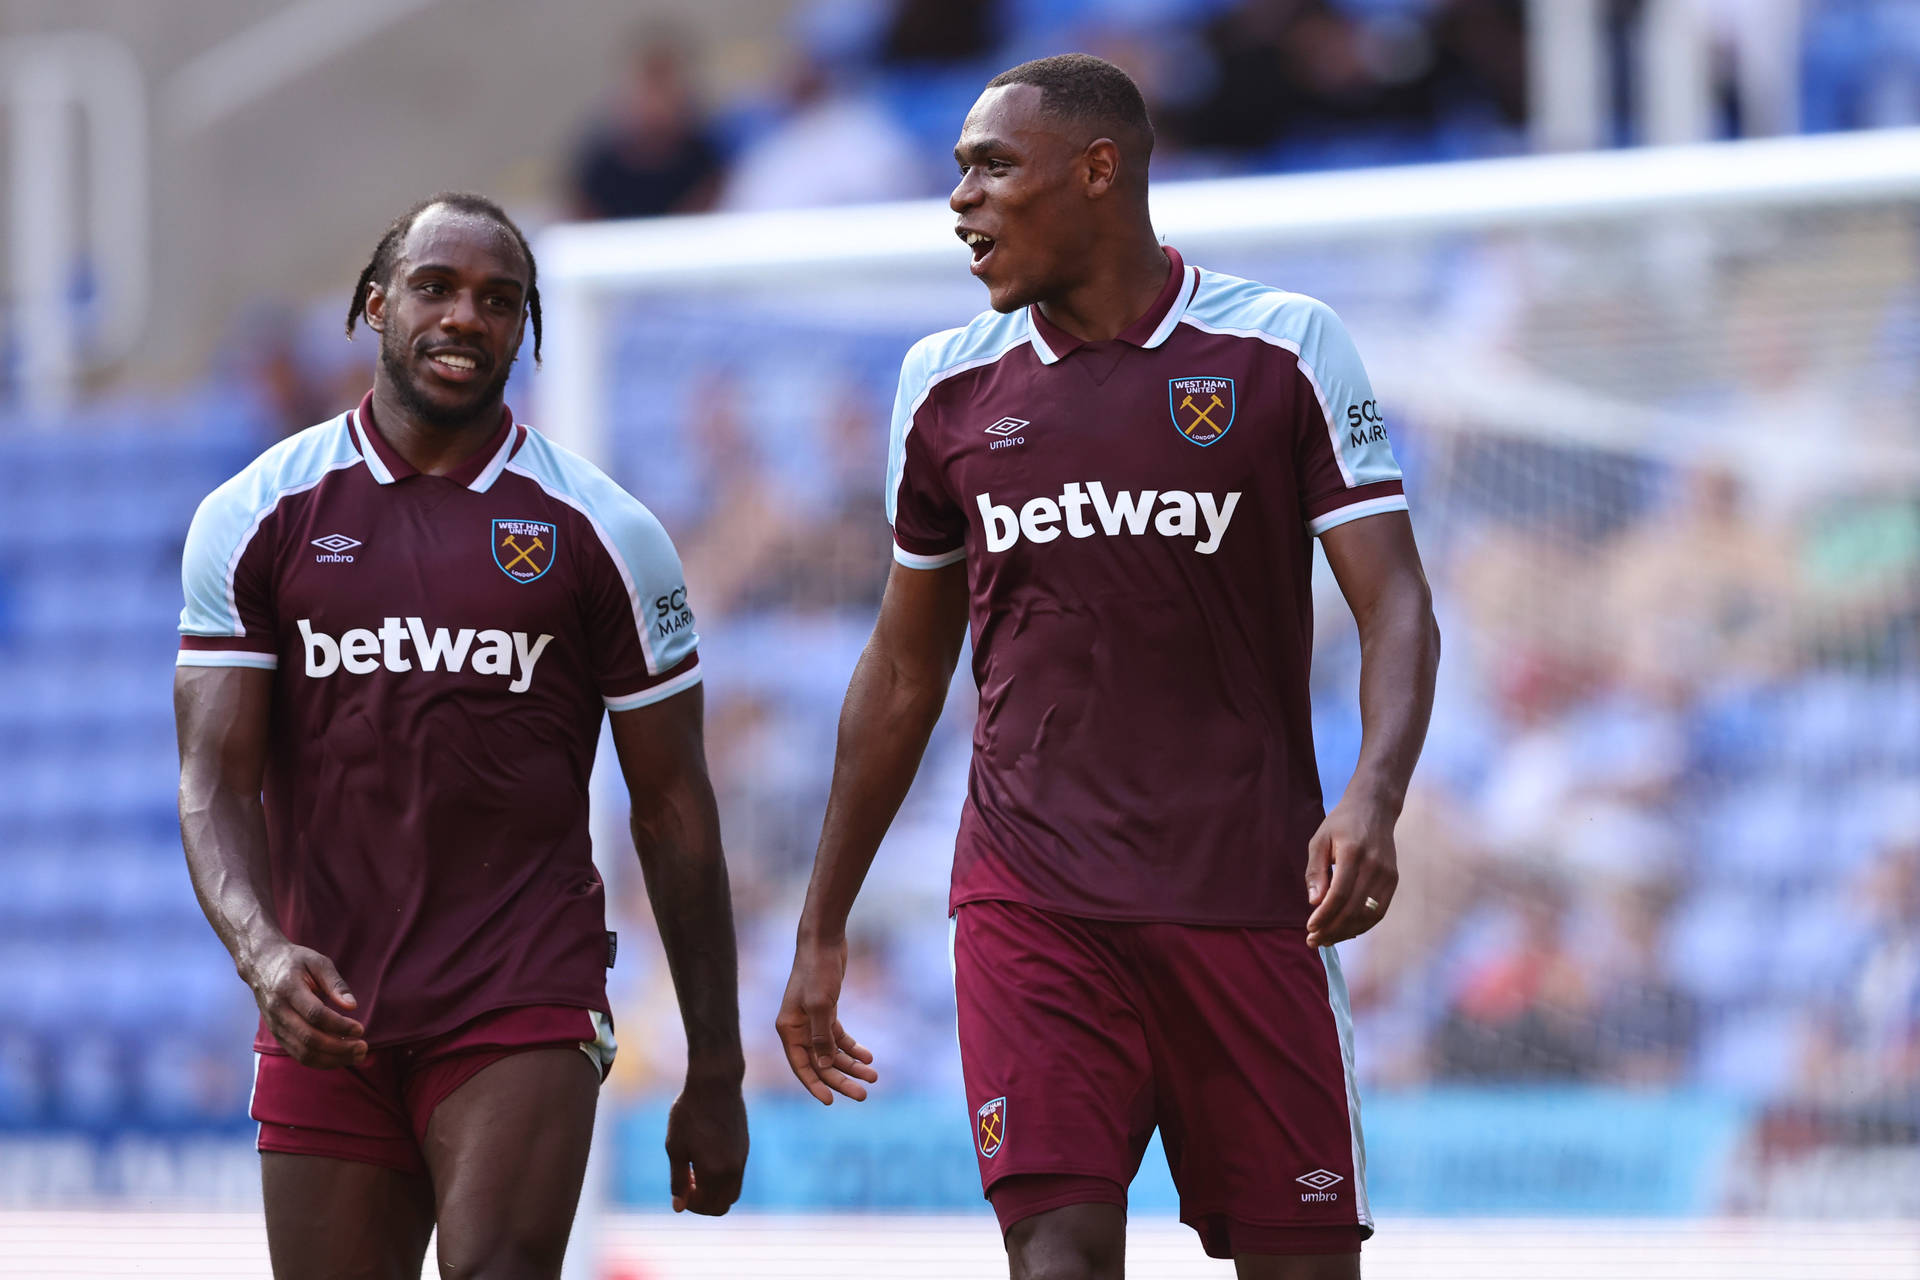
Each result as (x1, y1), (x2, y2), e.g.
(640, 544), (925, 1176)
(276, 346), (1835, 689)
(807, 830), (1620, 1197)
(976, 482), (1241, 556)
(299, 618), (552, 693)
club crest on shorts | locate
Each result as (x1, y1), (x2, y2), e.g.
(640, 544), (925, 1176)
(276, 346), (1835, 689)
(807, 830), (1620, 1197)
(492, 519), (556, 583)
(976, 1096), (1007, 1159)
(1169, 376), (1235, 447)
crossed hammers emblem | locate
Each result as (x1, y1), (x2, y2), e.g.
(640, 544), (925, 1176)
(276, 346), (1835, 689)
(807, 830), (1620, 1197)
(499, 533), (546, 573)
(1179, 391), (1225, 437)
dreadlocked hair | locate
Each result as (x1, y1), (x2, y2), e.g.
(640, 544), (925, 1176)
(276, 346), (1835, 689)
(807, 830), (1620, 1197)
(345, 191), (543, 363)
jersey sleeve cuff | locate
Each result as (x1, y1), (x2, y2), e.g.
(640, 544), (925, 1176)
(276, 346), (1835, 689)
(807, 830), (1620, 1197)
(603, 659), (703, 711)
(1307, 493), (1410, 535)
(176, 649), (278, 669)
(892, 541), (965, 570)
(1303, 479), (1408, 536)
(178, 635), (278, 668)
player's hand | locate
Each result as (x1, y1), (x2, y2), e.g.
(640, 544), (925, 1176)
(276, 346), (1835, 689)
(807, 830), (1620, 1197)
(775, 936), (878, 1105)
(243, 940), (368, 1068)
(1304, 793), (1400, 949)
(665, 1072), (748, 1215)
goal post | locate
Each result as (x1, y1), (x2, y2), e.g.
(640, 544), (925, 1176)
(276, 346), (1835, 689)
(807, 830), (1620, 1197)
(537, 125), (1920, 469)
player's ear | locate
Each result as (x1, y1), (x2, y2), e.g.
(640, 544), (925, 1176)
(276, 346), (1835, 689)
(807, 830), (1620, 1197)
(363, 282), (388, 334)
(1082, 138), (1120, 199)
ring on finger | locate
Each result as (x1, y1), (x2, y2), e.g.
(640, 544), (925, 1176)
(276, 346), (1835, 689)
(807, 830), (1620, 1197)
(1363, 896), (1381, 913)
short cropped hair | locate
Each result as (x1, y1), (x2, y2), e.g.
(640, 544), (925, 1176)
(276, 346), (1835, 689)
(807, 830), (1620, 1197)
(986, 53), (1154, 158)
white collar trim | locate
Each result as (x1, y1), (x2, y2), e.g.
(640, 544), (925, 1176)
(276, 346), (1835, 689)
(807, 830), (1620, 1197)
(1141, 266), (1201, 350)
(350, 409), (396, 485)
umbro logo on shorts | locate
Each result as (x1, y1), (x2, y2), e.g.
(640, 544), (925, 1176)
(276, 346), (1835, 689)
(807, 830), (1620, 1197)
(311, 533), (361, 563)
(1296, 1168), (1343, 1202)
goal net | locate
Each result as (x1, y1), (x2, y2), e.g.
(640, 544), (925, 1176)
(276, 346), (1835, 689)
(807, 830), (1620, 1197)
(537, 128), (1920, 1229)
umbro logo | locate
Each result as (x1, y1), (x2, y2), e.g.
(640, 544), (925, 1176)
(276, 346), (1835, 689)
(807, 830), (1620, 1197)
(1296, 1168), (1343, 1202)
(312, 534), (361, 563)
(984, 417), (1028, 451)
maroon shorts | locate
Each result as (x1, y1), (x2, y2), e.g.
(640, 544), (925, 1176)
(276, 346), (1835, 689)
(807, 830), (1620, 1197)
(250, 1005), (616, 1176)
(952, 900), (1369, 1259)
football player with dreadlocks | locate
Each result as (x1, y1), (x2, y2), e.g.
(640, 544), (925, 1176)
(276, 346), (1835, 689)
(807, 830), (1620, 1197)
(175, 193), (748, 1279)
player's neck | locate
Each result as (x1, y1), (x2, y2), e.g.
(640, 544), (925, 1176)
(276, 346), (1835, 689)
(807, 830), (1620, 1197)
(367, 378), (505, 478)
(1033, 235), (1169, 343)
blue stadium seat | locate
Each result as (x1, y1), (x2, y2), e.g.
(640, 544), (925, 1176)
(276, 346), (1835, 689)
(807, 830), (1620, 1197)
(1697, 783), (1826, 888)
(49, 1029), (129, 1127)
(0, 1032), (48, 1125)
(1763, 887), (1864, 1001)
(1667, 887), (1771, 1005)
(1692, 1006), (1804, 1102)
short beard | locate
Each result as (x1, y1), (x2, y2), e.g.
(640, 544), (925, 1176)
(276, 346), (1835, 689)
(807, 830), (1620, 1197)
(379, 324), (514, 429)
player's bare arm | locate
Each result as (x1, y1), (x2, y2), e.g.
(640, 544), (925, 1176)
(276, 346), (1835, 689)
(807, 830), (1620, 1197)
(1304, 511), (1441, 949)
(610, 687), (748, 1215)
(777, 559), (969, 1105)
(174, 665), (367, 1068)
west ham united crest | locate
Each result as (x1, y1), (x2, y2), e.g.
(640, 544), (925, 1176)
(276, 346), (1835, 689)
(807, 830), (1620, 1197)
(492, 518), (556, 583)
(976, 1096), (1007, 1159)
(1169, 375), (1235, 447)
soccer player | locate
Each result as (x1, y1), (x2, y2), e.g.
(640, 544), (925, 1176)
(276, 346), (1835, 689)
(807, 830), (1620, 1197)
(175, 193), (747, 1280)
(776, 56), (1439, 1279)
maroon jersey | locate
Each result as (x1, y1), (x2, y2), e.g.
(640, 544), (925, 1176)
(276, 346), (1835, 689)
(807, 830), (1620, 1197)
(178, 393), (701, 1046)
(886, 248), (1407, 926)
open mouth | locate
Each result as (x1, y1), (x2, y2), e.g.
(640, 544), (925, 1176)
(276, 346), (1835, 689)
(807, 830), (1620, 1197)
(958, 228), (997, 275)
(423, 348), (485, 382)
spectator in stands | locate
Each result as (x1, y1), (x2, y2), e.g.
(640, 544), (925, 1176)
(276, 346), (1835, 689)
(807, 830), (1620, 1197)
(1433, 870), (1602, 1079)
(1590, 879), (1699, 1085)
(879, 0), (1002, 65)
(569, 33), (723, 220)
(1168, 0), (1344, 154)
(718, 58), (927, 210)
(1602, 465), (1799, 696)
(1170, 0), (1518, 160)
(1796, 481), (1920, 665)
(231, 304), (371, 440)
(672, 371), (790, 617)
(705, 690), (828, 881)
(740, 378), (891, 615)
(1430, 0), (1526, 129)
(1806, 829), (1920, 1101)
(1339, 787), (1483, 1087)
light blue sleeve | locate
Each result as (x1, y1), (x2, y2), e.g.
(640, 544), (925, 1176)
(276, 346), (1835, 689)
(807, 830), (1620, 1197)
(592, 483), (700, 679)
(179, 480), (258, 641)
(883, 335), (935, 530)
(1292, 297), (1401, 490)
(176, 420), (362, 667)
(885, 315), (1028, 569)
(506, 432), (702, 709)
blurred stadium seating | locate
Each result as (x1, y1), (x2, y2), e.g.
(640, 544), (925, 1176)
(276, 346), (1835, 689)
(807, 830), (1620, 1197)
(0, 6), (1917, 1276)
(0, 395), (271, 1136)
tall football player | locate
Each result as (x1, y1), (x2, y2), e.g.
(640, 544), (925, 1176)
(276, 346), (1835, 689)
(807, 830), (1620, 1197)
(176, 194), (747, 1280)
(777, 56), (1439, 1280)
